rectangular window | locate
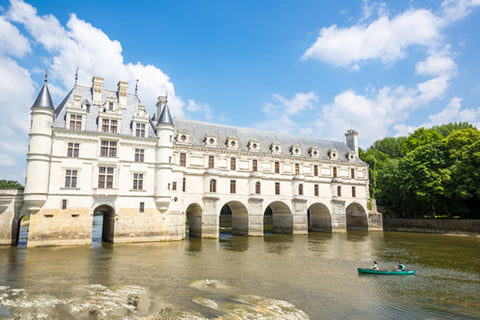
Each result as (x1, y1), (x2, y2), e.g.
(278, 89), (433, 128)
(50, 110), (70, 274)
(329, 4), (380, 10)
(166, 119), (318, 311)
(352, 186), (356, 197)
(208, 155), (214, 168)
(295, 163), (300, 175)
(135, 149), (144, 162)
(69, 114), (82, 131)
(98, 166), (114, 189)
(182, 177), (186, 192)
(100, 140), (117, 157)
(314, 165), (318, 177)
(230, 180), (236, 193)
(252, 159), (258, 172)
(139, 202), (145, 213)
(64, 169), (77, 188)
(135, 123), (146, 137)
(133, 173), (143, 190)
(333, 167), (337, 178)
(351, 168), (355, 179)
(67, 142), (79, 158)
(275, 161), (280, 174)
(314, 184), (319, 196)
(172, 181), (177, 191)
(108, 102), (114, 111)
(180, 153), (186, 167)
(275, 182), (280, 195)
(62, 199), (67, 210)
(102, 119), (117, 133)
(231, 157), (236, 170)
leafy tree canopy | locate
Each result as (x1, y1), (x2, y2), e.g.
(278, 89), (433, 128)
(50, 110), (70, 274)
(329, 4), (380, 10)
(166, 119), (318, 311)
(0, 180), (24, 189)
(402, 127), (443, 154)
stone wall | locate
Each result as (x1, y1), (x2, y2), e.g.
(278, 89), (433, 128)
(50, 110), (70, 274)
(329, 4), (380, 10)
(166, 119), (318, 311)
(0, 189), (24, 245)
(383, 217), (480, 234)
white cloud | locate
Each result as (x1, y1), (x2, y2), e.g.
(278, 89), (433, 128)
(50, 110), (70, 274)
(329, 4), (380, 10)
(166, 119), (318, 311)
(7, 0), (184, 117)
(254, 92), (318, 134)
(185, 99), (212, 120)
(441, 0), (480, 23)
(0, 16), (30, 57)
(302, 8), (442, 67)
(428, 97), (462, 125)
(416, 50), (457, 77)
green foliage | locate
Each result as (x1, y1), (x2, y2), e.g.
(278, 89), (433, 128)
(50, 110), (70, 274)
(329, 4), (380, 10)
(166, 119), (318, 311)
(402, 127), (443, 154)
(0, 180), (24, 189)
(433, 122), (477, 137)
(363, 123), (480, 219)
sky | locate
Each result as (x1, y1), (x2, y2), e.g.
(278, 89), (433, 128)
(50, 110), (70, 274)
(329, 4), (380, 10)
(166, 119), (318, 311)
(0, 0), (480, 182)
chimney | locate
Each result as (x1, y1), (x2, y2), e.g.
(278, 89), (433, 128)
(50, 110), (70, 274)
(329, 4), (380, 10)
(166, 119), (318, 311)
(156, 95), (167, 121)
(345, 129), (358, 155)
(117, 81), (128, 109)
(92, 76), (103, 105)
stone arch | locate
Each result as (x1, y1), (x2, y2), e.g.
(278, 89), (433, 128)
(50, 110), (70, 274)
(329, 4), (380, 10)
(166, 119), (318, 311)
(92, 204), (115, 243)
(220, 200), (249, 236)
(14, 214), (30, 247)
(308, 203), (331, 233)
(186, 203), (203, 238)
(265, 201), (293, 234)
(346, 202), (368, 231)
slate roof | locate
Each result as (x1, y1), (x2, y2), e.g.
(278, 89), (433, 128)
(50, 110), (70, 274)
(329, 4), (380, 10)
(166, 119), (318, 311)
(173, 118), (359, 163)
(32, 82), (54, 110)
(53, 85), (156, 138)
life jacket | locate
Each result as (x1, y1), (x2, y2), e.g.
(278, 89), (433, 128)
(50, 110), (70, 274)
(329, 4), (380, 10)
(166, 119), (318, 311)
(399, 264), (405, 270)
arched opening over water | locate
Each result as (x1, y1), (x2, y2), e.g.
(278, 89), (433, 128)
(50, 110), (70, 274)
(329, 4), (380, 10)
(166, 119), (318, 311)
(220, 201), (249, 236)
(346, 203), (368, 231)
(308, 203), (331, 233)
(15, 215), (30, 247)
(92, 205), (115, 245)
(264, 201), (293, 234)
(186, 203), (202, 238)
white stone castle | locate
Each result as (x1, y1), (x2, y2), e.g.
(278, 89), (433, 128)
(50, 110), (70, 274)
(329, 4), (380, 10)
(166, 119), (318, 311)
(1, 75), (378, 247)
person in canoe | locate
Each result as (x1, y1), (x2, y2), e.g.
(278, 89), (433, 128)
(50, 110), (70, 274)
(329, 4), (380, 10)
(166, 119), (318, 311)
(396, 261), (405, 271)
(369, 261), (378, 270)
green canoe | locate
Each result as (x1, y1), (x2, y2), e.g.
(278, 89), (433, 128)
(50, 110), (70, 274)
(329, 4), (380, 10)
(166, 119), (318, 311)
(357, 268), (415, 275)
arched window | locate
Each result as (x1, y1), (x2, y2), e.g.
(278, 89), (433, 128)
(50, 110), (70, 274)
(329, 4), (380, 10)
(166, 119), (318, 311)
(255, 181), (261, 194)
(209, 179), (216, 193)
(298, 183), (303, 196)
(337, 185), (342, 197)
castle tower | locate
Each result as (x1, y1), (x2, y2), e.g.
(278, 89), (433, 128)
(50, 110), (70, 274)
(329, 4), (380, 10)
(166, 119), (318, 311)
(23, 74), (55, 213)
(155, 97), (174, 212)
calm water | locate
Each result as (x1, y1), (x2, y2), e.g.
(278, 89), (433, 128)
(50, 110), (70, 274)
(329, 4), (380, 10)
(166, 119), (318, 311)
(1, 228), (480, 319)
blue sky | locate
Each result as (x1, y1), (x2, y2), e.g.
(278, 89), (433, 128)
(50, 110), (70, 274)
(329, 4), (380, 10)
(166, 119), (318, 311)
(1, 0), (480, 182)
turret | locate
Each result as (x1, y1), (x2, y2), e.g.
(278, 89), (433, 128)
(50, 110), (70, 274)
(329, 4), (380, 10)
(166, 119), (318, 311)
(154, 97), (174, 212)
(23, 74), (55, 213)
(345, 129), (358, 156)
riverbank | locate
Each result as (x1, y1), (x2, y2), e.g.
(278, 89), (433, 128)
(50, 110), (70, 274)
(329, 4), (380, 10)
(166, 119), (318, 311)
(383, 217), (480, 237)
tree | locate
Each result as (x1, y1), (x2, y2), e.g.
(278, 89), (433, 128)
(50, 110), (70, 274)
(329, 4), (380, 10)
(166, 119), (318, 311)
(433, 122), (477, 137)
(0, 180), (24, 189)
(398, 142), (451, 217)
(402, 127), (443, 154)
(372, 136), (406, 158)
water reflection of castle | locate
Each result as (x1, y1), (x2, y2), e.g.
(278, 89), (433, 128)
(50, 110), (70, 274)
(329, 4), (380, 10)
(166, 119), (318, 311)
(2, 75), (379, 247)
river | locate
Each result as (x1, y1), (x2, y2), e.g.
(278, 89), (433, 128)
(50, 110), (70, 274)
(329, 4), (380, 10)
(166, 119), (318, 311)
(1, 225), (479, 319)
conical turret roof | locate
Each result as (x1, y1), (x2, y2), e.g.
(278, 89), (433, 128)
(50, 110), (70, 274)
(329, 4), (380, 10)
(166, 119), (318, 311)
(32, 79), (54, 110)
(157, 104), (173, 125)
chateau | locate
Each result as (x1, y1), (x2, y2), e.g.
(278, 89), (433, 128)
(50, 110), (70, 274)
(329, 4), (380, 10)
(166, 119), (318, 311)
(0, 76), (380, 247)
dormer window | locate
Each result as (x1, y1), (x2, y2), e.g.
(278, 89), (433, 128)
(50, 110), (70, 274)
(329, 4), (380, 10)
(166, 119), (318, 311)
(291, 144), (301, 156)
(271, 142), (282, 154)
(108, 102), (113, 111)
(102, 118), (118, 133)
(204, 134), (218, 147)
(248, 139), (260, 152)
(177, 130), (190, 145)
(310, 147), (319, 158)
(135, 123), (146, 137)
(227, 136), (239, 150)
(329, 148), (338, 160)
(68, 114), (83, 131)
(346, 151), (356, 162)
